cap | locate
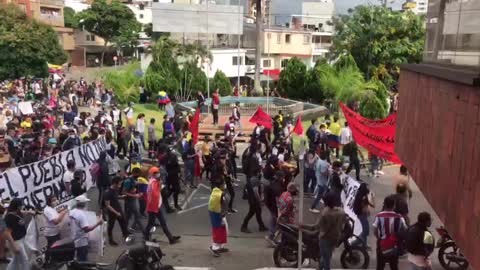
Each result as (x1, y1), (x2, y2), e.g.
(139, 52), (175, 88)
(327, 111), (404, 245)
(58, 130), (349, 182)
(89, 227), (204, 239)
(0, 198), (11, 208)
(148, 166), (160, 175)
(75, 195), (90, 203)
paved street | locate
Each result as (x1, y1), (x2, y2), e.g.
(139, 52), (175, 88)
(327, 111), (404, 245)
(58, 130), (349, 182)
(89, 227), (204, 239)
(85, 154), (444, 270)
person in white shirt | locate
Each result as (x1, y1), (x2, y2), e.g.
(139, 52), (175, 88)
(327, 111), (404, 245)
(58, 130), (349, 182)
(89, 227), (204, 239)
(124, 102), (134, 127)
(340, 122), (352, 147)
(110, 105), (121, 126)
(44, 196), (69, 252)
(69, 195), (103, 262)
(136, 113), (146, 148)
(63, 160), (76, 195)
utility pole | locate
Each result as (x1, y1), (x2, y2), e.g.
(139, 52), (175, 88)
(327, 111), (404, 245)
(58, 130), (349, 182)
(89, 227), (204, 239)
(254, 0), (263, 95)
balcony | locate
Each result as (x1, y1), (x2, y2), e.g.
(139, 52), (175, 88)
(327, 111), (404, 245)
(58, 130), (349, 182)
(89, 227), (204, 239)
(39, 14), (64, 27)
(39, 0), (63, 7)
(312, 42), (331, 55)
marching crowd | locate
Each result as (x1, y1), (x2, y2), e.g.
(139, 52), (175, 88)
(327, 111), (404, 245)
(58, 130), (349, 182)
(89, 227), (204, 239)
(0, 75), (436, 270)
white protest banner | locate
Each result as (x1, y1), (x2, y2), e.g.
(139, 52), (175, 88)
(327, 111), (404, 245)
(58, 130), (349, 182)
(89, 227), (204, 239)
(340, 174), (362, 236)
(84, 211), (105, 257)
(18, 101), (34, 115)
(0, 137), (107, 208)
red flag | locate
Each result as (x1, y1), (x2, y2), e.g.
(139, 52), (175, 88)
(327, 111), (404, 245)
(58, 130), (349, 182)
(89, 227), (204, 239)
(249, 107), (273, 129)
(339, 102), (401, 164)
(292, 115), (303, 135)
(190, 108), (201, 144)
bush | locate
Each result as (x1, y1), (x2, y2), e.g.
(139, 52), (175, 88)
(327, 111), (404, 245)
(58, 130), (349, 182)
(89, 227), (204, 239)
(279, 58), (308, 100)
(211, 70), (232, 96)
(103, 62), (142, 104)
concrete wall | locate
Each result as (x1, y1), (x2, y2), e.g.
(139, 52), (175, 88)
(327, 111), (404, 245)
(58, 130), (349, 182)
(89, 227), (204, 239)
(206, 49), (247, 78)
(395, 69), (480, 270)
(263, 30), (312, 56)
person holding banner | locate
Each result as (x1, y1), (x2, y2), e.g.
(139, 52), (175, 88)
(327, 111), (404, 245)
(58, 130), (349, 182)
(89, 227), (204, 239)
(44, 196), (69, 251)
(69, 195), (104, 262)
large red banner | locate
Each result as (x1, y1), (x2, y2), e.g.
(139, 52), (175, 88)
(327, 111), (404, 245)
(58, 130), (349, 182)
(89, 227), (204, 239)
(339, 102), (401, 164)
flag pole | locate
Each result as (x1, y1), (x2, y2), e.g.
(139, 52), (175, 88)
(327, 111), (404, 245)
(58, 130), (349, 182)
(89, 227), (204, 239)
(297, 137), (306, 270)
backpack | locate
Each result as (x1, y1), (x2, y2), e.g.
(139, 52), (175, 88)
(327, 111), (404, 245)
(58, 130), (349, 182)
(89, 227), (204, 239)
(89, 162), (101, 184)
(306, 126), (316, 142)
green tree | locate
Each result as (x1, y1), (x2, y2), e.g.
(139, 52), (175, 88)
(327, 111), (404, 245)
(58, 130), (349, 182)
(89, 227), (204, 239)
(331, 5), (425, 87)
(0, 4), (67, 79)
(111, 20), (142, 59)
(64, 7), (79, 28)
(145, 37), (181, 97)
(211, 70), (232, 96)
(180, 61), (208, 100)
(78, 0), (139, 66)
(279, 57), (307, 99)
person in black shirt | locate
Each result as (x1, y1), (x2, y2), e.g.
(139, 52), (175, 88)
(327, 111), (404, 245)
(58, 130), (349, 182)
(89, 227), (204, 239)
(263, 170), (285, 245)
(164, 147), (182, 211)
(344, 141), (364, 180)
(241, 177), (267, 233)
(71, 170), (87, 197)
(4, 198), (34, 270)
(392, 183), (410, 225)
(104, 176), (129, 246)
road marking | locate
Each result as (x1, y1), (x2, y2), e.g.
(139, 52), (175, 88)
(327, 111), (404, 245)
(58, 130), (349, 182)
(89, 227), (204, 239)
(177, 202), (209, 215)
(181, 183), (210, 210)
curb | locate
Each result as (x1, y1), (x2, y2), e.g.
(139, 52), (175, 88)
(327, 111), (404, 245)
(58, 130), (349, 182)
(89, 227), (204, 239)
(174, 268), (216, 270)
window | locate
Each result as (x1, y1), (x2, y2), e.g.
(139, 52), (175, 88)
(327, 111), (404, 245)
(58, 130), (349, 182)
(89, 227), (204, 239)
(303, 34), (310, 44)
(263, 59), (271, 68)
(281, 59), (289, 68)
(86, 34), (95, 41)
(139, 14), (144, 19)
(232, 56), (243, 65)
(285, 34), (291, 44)
(139, 4), (144, 10)
(277, 34), (281, 44)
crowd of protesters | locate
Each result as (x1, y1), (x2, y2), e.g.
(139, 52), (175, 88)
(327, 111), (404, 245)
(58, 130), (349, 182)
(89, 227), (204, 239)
(0, 77), (436, 270)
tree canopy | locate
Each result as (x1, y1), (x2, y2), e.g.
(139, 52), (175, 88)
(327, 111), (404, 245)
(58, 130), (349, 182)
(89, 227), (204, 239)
(145, 37), (210, 101)
(211, 70), (232, 96)
(78, 0), (140, 65)
(0, 4), (67, 79)
(331, 5), (425, 87)
(278, 57), (308, 100)
(64, 7), (79, 28)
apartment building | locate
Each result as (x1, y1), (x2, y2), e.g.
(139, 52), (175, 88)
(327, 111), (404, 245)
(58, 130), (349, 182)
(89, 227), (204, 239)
(4, 0), (76, 59)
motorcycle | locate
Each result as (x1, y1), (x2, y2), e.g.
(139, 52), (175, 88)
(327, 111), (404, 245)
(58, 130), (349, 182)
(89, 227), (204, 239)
(273, 218), (369, 269)
(436, 227), (469, 270)
(32, 238), (111, 270)
(115, 227), (174, 270)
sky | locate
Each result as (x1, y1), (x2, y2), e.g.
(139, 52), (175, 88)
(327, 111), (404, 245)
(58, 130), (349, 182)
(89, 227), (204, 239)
(336, 0), (403, 14)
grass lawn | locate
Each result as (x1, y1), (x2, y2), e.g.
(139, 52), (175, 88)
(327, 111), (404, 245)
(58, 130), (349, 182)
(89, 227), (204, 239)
(127, 103), (165, 141)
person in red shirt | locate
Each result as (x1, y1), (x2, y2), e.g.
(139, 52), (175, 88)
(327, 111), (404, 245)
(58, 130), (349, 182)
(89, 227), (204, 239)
(144, 166), (181, 244)
(277, 182), (298, 225)
(212, 89), (220, 126)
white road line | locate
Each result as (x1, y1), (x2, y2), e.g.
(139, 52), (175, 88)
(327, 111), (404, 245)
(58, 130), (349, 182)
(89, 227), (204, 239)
(177, 202), (209, 215)
(181, 187), (200, 210)
(198, 183), (210, 190)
